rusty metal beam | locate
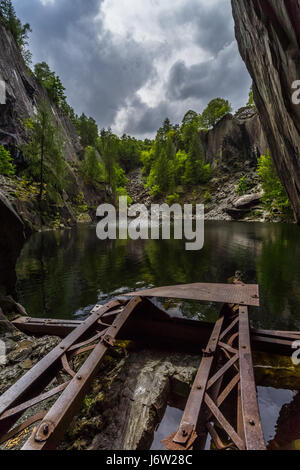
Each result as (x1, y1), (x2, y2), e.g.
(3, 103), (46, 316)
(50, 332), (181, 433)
(0, 300), (122, 418)
(162, 315), (225, 450)
(0, 300), (125, 441)
(125, 283), (260, 306)
(239, 306), (266, 451)
(21, 297), (142, 450)
(163, 301), (267, 451)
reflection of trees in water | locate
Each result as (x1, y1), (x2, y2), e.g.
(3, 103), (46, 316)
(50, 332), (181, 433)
(255, 223), (300, 330)
(15, 222), (300, 329)
(268, 392), (300, 450)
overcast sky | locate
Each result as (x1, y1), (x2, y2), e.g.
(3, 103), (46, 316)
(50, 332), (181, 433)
(14, 0), (251, 138)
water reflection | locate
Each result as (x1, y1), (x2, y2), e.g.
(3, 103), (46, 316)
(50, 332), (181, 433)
(15, 221), (300, 330)
(151, 406), (182, 451)
(258, 387), (296, 446)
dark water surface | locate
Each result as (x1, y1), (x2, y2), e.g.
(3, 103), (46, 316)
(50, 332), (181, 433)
(15, 221), (300, 330)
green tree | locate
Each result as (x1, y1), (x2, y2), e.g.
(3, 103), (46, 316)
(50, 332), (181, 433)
(80, 146), (104, 187)
(22, 101), (67, 204)
(247, 85), (256, 108)
(34, 62), (67, 109)
(0, 145), (15, 176)
(201, 98), (232, 128)
(97, 129), (119, 191)
(75, 113), (98, 148)
(183, 123), (211, 186)
(118, 134), (141, 172)
(257, 150), (292, 215)
(182, 110), (200, 128)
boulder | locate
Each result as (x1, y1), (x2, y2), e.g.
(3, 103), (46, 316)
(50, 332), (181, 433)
(234, 193), (263, 209)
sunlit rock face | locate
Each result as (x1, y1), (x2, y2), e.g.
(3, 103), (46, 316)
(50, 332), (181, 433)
(231, 0), (300, 222)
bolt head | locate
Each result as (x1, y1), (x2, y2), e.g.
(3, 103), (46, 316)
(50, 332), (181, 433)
(42, 424), (49, 436)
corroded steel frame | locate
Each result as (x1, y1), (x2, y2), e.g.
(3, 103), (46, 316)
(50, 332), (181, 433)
(163, 304), (266, 451)
(0, 298), (141, 450)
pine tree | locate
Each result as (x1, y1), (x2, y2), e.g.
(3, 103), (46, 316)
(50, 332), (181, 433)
(81, 146), (104, 186)
(22, 101), (67, 204)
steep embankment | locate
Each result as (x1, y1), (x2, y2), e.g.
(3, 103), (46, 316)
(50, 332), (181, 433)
(231, 0), (300, 223)
(0, 20), (106, 234)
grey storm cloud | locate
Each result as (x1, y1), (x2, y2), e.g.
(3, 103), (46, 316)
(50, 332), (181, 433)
(167, 41), (251, 104)
(14, 0), (251, 138)
(159, 0), (234, 56)
(14, 0), (156, 128)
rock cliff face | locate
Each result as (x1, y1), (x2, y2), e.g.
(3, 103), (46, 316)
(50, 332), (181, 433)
(201, 107), (268, 170)
(231, 0), (300, 222)
(0, 21), (81, 163)
(0, 189), (26, 296)
(0, 20), (108, 233)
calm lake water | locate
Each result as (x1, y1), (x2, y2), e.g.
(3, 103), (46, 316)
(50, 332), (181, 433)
(15, 221), (300, 330)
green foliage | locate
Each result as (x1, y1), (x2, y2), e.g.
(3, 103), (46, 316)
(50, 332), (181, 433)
(174, 150), (187, 185)
(201, 98), (232, 128)
(115, 186), (132, 205)
(74, 113), (98, 148)
(115, 165), (128, 188)
(141, 148), (154, 175)
(118, 134), (141, 172)
(0, 0), (32, 65)
(257, 150), (292, 215)
(247, 85), (256, 108)
(204, 190), (212, 204)
(22, 100), (67, 204)
(80, 146), (104, 187)
(97, 129), (119, 191)
(165, 193), (180, 205)
(0, 145), (15, 176)
(236, 175), (252, 196)
(142, 113), (212, 197)
(182, 110), (200, 128)
(183, 124), (211, 186)
(146, 137), (175, 196)
(34, 62), (67, 109)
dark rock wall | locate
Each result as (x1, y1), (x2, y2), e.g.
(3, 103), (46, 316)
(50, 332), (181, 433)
(231, 0), (300, 222)
(0, 190), (27, 295)
(201, 108), (268, 170)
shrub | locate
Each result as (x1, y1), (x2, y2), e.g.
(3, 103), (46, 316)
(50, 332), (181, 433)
(116, 187), (132, 205)
(80, 146), (104, 187)
(204, 190), (212, 203)
(0, 145), (15, 176)
(165, 193), (180, 205)
(257, 150), (292, 214)
(236, 175), (252, 196)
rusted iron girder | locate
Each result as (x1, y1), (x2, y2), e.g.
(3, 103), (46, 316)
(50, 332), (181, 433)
(0, 298), (141, 449)
(163, 304), (266, 451)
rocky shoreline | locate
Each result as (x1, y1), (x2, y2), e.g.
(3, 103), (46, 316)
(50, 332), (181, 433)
(126, 167), (293, 224)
